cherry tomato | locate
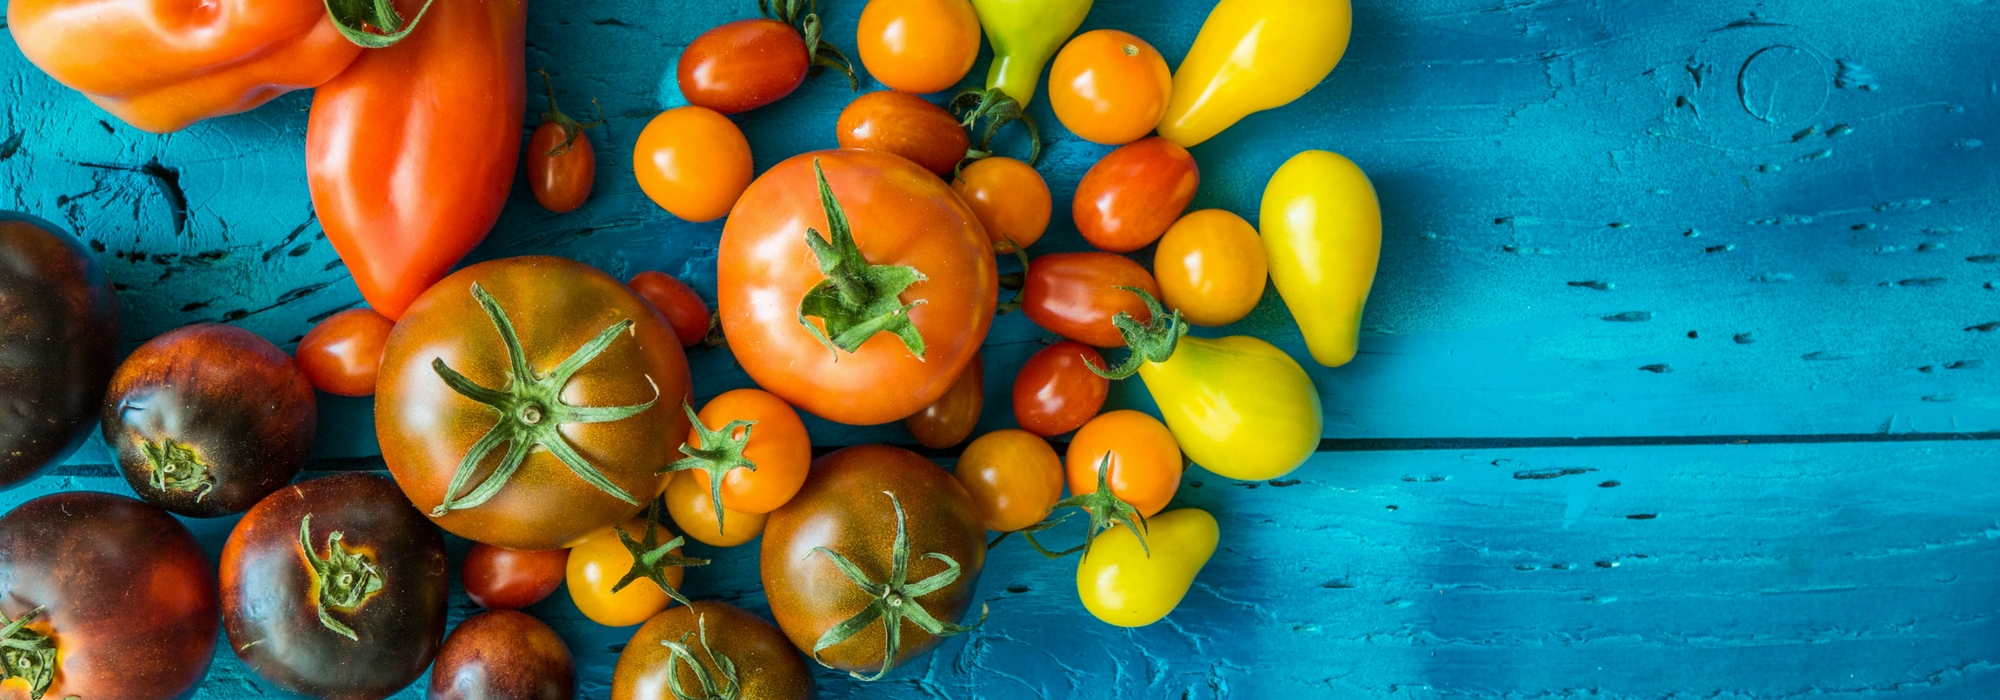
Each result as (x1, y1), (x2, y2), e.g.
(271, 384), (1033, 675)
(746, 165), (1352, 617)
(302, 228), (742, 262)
(462, 543), (568, 610)
(1022, 252), (1161, 347)
(430, 610), (575, 700)
(905, 350), (983, 448)
(634, 106), (754, 223)
(1012, 340), (1109, 436)
(1066, 409), (1181, 518)
(855, 0), (981, 94)
(566, 518), (688, 627)
(680, 388), (813, 515)
(1049, 29), (1172, 145)
(954, 429), (1063, 532)
(951, 156), (1050, 251)
(527, 70), (601, 213)
(296, 308), (394, 397)
(1073, 137), (1200, 252)
(666, 470), (768, 548)
(628, 271), (711, 347)
(1155, 209), (1269, 327)
(680, 3), (854, 114)
(836, 90), (971, 177)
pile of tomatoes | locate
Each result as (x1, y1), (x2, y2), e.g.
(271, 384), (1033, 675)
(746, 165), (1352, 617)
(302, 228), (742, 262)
(0, 0), (1386, 698)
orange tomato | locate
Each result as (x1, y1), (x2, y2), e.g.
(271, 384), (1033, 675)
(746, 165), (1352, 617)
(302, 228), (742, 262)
(680, 388), (813, 515)
(665, 471), (768, 547)
(1065, 410), (1181, 518)
(1048, 30), (1172, 145)
(633, 106), (753, 222)
(954, 430), (1064, 532)
(951, 157), (1050, 251)
(855, 0), (982, 94)
(836, 90), (971, 176)
(565, 518), (687, 627)
(1154, 209), (1269, 326)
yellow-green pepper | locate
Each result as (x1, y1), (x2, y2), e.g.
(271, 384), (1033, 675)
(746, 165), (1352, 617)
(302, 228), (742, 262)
(967, 0), (1094, 108)
(1260, 150), (1381, 368)
(1156, 0), (1352, 148)
(1077, 508), (1218, 627)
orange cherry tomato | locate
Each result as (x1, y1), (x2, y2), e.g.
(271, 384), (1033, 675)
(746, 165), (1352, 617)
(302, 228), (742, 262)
(1021, 252), (1161, 348)
(1065, 410), (1181, 518)
(633, 106), (753, 222)
(905, 349), (983, 449)
(836, 90), (971, 177)
(1012, 340), (1108, 437)
(856, 0), (982, 94)
(294, 308), (393, 397)
(627, 271), (711, 347)
(951, 157), (1050, 251)
(665, 470), (767, 547)
(1154, 209), (1269, 327)
(954, 429), (1063, 532)
(565, 518), (686, 627)
(526, 70), (600, 213)
(682, 388), (812, 515)
(1073, 137), (1199, 253)
(1049, 29), (1172, 145)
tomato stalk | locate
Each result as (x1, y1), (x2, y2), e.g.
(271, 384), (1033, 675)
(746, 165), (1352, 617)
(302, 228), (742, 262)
(762, 0), (857, 89)
(139, 439), (215, 502)
(994, 244), (1031, 315)
(949, 87), (1043, 167)
(1083, 287), (1186, 380)
(1031, 453), (1149, 559)
(658, 613), (742, 700)
(537, 69), (605, 157)
(609, 501), (709, 607)
(0, 606), (55, 700)
(809, 492), (986, 681)
(797, 160), (932, 359)
(429, 283), (660, 514)
(299, 514), (386, 642)
(324, 0), (438, 49)
(662, 401), (758, 534)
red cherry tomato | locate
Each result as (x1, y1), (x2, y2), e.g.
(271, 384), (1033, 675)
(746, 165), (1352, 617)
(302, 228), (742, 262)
(1073, 137), (1200, 252)
(679, 3), (854, 115)
(461, 543), (568, 610)
(628, 271), (711, 347)
(1012, 340), (1109, 436)
(526, 70), (601, 213)
(836, 90), (971, 177)
(951, 157), (1050, 251)
(905, 349), (983, 449)
(1021, 252), (1161, 347)
(295, 308), (394, 397)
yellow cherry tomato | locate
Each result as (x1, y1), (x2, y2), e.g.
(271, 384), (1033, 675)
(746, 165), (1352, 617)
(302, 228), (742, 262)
(633, 106), (753, 222)
(665, 470), (768, 547)
(857, 0), (983, 94)
(566, 518), (688, 627)
(954, 429), (1064, 532)
(1157, 0), (1352, 147)
(1048, 29), (1172, 145)
(1077, 508), (1218, 627)
(1260, 150), (1380, 367)
(1153, 209), (1268, 327)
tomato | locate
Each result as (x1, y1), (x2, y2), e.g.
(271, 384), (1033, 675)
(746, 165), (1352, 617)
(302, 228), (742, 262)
(762, 445), (985, 678)
(1073, 136), (1200, 252)
(102, 323), (316, 518)
(566, 516), (695, 628)
(835, 90), (971, 177)
(665, 470), (768, 548)
(296, 308), (395, 397)
(528, 69), (603, 214)
(950, 157), (1050, 251)
(221, 472), (449, 699)
(1077, 508), (1217, 627)
(954, 429), (1063, 532)
(672, 388), (813, 521)
(634, 106), (754, 223)
(628, 271), (712, 347)
(1049, 29), (1172, 145)
(462, 543), (568, 610)
(1153, 209), (1269, 327)
(0, 212), (118, 489)
(1261, 150), (1381, 367)
(1158, 0), (1351, 148)
(679, 1), (855, 114)
(905, 349), (983, 449)
(1021, 251), (1160, 347)
(719, 149), (996, 426)
(855, 0), (981, 94)
(430, 610), (576, 700)
(1011, 340), (1108, 436)
(377, 256), (693, 551)
(1066, 409), (1181, 519)
(0, 492), (218, 700)
(613, 601), (814, 700)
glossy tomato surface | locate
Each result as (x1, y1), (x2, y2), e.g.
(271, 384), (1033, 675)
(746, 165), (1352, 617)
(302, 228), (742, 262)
(835, 90), (970, 176)
(1154, 209), (1270, 327)
(0, 492), (218, 700)
(528, 120), (596, 214)
(954, 429), (1064, 532)
(612, 601), (813, 700)
(463, 543), (569, 610)
(627, 271), (711, 347)
(0, 212), (119, 489)
(1012, 340), (1110, 436)
(1066, 410), (1182, 518)
(1022, 252), (1161, 348)
(855, 0), (981, 94)
(683, 388), (813, 515)
(666, 469), (768, 547)
(904, 349), (983, 449)
(1049, 29), (1173, 145)
(1073, 137), (1200, 252)
(634, 106), (754, 223)
(430, 610), (575, 700)
(566, 517), (687, 627)
(950, 157), (1050, 251)
(296, 308), (395, 397)
(680, 19), (810, 114)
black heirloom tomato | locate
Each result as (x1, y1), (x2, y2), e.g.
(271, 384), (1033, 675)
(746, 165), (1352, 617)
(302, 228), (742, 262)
(0, 212), (119, 488)
(102, 323), (317, 517)
(430, 609), (576, 700)
(612, 601), (813, 700)
(0, 491), (219, 700)
(760, 445), (986, 679)
(221, 472), (449, 700)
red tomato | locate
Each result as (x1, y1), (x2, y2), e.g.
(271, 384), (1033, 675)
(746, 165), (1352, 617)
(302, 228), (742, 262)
(634, 106), (754, 223)
(1049, 29), (1172, 145)
(680, 2), (855, 115)
(1066, 409), (1181, 518)
(1012, 340), (1109, 436)
(628, 271), (711, 347)
(951, 156), (1050, 251)
(855, 0), (981, 94)
(1022, 252), (1161, 347)
(462, 543), (568, 610)
(836, 90), (971, 177)
(1073, 137), (1200, 252)
(954, 429), (1064, 532)
(905, 349), (983, 448)
(296, 308), (394, 397)
(527, 70), (601, 213)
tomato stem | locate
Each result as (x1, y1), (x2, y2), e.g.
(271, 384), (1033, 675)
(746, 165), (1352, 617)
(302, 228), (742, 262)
(796, 159), (931, 359)
(1084, 287), (1187, 381)
(139, 438), (215, 502)
(1046, 453), (1152, 560)
(324, 0), (437, 48)
(808, 491), (986, 681)
(538, 69), (606, 158)
(763, 0), (858, 91)
(299, 514), (385, 641)
(658, 613), (742, 700)
(0, 606), (55, 700)
(610, 500), (710, 606)
(994, 243), (1031, 315)
(949, 87), (1044, 168)
(661, 399), (760, 534)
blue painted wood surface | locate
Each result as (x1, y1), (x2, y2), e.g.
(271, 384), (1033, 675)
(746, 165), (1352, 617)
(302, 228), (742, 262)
(2, 0), (1998, 697)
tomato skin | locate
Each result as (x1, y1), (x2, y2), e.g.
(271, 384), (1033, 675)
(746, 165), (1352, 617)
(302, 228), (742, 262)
(0, 492), (219, 700)
(1049, 29), (1173, 145)
(628, 271), (712, 347)
(666, 470), (768, 547)
(1259, 150), (1380, 367)
(634, 106), (755, 223)
(719, 149), (996, 426)
(686, 388), (813, 514)
(566, 518), (686, 628)
(613, 602), (814, 700)
(680, 19), (811, 114)
(905, 350), (983, 448)
(856, 0), (982, 94)
(1022, 252), (1161, 347)
(954, 429), (1063, 531)
(1065, 410), (1181, 518)
(1153, 209), (1269, 327)
(1072, 137), (1200, 252)
(1077, 508), (1217, 627)
(528, 120), (597, 213)
(1012, 341), (1109, 436)
(1136, 334), (1322, 481)
(950, 157), (1050, 251)
(463, 543), (568, 610)
(430, 610), (575, 700)
(297, 308), (395, 397)
(0, 213), (119, 489)
(836, 90), (971, 177)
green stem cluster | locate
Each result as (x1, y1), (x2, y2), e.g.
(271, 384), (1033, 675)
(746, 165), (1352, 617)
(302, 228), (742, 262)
(797, 160), (930, 359)
(611, 501), (710, 607)
(1023, 453), (1151, 559)
(761, 0), (856, 90)
(299, 514), (384, 642)
(323, 0), (436, 48)
(0, 606), (55, 700)
(659, 613), (741, 700)
(538, 69), (605, 157)
(810, 492), (985, 681)
(949, 88), (1044, 170)
(1085, 286), (1187, 380)
(661, 401), (758, 534)
(141, 438), (214, 501)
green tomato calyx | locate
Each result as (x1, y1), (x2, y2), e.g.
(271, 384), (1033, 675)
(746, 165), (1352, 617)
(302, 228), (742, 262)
(949, 87), (1043, 171)
(323, 0), (435, 48)
(660, 613), (742, 700)
(1041, 453), (1151, 560)
(609, 501), (710, 607)
(1086, 287), (1188, 381)
(660, 399), (758, 534)
(430, 282), (660, 516)
(140, 438), (215, 501)
(0, 606), (56, 700)
(763, 0), (856, 90)
(299, 514), (385, 641)
(538, 69), (605, 158)
(809, 491), (986, 681)
(797, 159), (931, 360)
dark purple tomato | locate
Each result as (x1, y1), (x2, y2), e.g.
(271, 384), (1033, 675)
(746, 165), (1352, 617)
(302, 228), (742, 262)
(430, 610), (576, 700)
(0, 212), (119, 489)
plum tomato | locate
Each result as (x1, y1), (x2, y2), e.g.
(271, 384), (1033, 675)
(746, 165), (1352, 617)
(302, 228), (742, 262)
(679, 1), (855, 114)
(634, 106), (754, 223)
(0, 212), (119, 489)
(628, 270), (712, 347)
(669, 388), (813, 525)
(102, 323), (316, 518)
(1073, 136), (1199, 252)
(835, 90), (971, 177)
(1012, 340), (1109, 436)
(1066, 409), (1181, 519)
(950, 156), (1050, 252)
(1021, 251), (1161, 348)
(1049, 29), (1172, 145)
(463, 543), (569, 610)
(666, 470), (768, 548)
(566, 515), (700, 628)
(856, 0), (981, 94)
(612, 601), (814, 700)
(954, 429), (1064, 532)
(297, 307), (395, 397)
(1154, 209), (1270, 327)
(528, 70), (604, 214)
(905, 349), (983, 449)
(430, 610), (576, 700)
